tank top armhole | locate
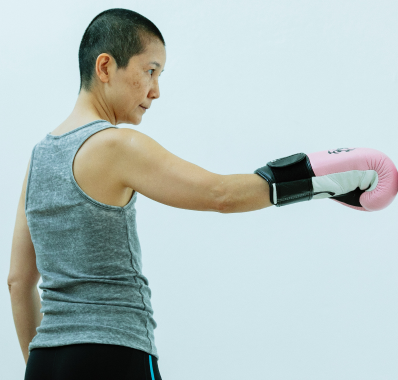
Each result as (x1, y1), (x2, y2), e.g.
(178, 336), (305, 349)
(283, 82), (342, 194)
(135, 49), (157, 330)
(68, 126), (137, 211)
(25, 143), (38, 214)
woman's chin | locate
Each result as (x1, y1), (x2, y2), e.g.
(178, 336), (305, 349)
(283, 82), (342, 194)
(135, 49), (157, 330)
(129, 114), (142, 125)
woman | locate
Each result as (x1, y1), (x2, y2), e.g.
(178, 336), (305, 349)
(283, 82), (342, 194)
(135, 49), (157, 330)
(8, 7), (398, 380)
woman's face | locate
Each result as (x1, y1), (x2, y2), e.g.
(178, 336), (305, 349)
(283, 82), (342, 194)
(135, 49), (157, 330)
(103, 37), (166, 125)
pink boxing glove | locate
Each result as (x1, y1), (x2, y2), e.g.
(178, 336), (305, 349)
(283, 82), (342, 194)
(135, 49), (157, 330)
(254, 147), (398, 211)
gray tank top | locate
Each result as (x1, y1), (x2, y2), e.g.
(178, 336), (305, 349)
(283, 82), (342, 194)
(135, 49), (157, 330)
(25, 119), (158, 359)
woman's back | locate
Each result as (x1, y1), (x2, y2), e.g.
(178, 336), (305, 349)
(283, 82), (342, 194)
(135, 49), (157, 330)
(26, 119), (158, 359)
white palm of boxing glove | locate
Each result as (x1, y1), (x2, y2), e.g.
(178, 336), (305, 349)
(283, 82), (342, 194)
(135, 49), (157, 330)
(255, 147), (398, 211)
(311, 170), (378, 199)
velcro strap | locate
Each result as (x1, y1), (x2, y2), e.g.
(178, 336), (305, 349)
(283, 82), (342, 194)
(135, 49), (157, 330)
(254, 153), (315, 205)
(275, 178), (314, 206)
(268, 153), (315, 182)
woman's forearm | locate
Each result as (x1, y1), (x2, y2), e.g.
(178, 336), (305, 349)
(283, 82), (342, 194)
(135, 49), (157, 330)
(8, 283), (43, 364)
(219, 174), (273, 213)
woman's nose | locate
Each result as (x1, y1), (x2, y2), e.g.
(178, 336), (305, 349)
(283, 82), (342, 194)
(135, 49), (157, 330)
(149, 81), (160, 99)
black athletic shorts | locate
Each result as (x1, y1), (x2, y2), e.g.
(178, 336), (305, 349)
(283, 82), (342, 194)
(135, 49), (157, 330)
(24, 343), (162, 380)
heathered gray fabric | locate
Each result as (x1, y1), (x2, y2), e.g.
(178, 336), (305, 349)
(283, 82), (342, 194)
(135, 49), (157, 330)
(25, 119), (158, 359)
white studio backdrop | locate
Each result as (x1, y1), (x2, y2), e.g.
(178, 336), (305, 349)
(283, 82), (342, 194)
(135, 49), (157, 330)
(1, 1), (398, 379)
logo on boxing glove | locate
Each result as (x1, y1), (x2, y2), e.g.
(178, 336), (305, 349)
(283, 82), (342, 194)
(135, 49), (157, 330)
(328, 148), (356, 155)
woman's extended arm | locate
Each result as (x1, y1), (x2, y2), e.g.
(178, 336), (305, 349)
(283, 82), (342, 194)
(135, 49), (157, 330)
(108, 128), (273, 213)
(108, 129), (397, 213)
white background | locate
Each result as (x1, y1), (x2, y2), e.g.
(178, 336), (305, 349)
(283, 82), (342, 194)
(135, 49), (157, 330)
(2, 1), (398, 379)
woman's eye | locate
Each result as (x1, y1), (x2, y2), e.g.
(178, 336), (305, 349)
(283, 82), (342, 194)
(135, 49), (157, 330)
(149, 69), (154, 75)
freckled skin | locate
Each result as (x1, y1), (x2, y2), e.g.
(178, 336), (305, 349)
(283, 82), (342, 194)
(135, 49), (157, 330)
(51, 38), (166, 136)
(96, 38), (166, 125)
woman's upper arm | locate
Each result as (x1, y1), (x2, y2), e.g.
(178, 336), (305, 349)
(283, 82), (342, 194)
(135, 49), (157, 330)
(8, 158), (40, 288)
(112, 128), (225, 212)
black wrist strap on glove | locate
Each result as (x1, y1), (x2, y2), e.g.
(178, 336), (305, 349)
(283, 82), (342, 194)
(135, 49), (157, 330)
(254, 153), (316, 206)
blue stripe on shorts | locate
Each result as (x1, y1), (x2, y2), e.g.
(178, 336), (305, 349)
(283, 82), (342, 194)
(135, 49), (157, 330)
(149, 355), (155, 380)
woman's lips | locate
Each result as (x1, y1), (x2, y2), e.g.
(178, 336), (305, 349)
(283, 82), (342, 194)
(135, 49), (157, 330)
(139, 105), (146, 111)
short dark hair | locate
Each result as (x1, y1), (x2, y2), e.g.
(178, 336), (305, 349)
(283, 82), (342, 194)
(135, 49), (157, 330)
(78, 8), (165, 93)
